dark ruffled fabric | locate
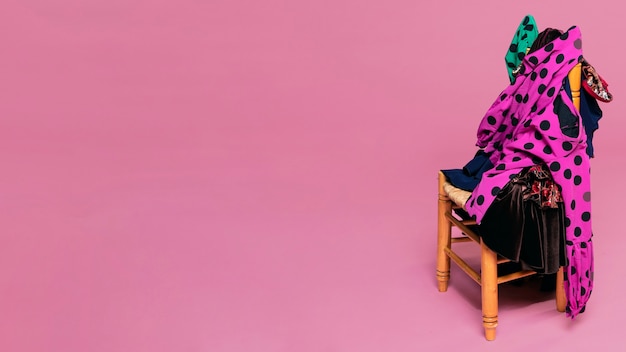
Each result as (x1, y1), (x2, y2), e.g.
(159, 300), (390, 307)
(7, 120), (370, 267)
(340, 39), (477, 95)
(479, 164), (566, 275)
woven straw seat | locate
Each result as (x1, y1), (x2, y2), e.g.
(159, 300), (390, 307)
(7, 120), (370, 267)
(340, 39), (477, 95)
(442, 182), (471, 210)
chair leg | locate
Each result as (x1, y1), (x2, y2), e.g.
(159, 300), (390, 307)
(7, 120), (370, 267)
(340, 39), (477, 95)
(437, 172), (452, 292)
(481, 239), (498, 341)
(556, 266), (567, 312)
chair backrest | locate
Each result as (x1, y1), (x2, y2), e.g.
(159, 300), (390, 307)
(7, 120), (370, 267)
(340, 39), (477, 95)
(568, 63), (582, 111)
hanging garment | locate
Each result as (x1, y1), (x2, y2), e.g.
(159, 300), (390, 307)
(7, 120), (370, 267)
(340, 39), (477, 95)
(579, 87), (603, 157)
(565, 78), (603, 158)
(479, 164), (566, 275)
(505, 15), (539, 83)
(582, 60), (613, 102)
(465, 26), (593, 318)
(441, 150), (494, 191)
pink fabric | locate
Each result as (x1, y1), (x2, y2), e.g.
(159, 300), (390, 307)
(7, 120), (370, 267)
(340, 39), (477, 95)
(465, 26), (593, 318)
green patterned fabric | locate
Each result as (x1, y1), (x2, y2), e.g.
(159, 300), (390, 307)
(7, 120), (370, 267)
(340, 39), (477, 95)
(505, 15), (538, 83)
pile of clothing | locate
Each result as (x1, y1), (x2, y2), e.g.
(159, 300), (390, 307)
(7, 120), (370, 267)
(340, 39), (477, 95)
(441, 15), (612, 318)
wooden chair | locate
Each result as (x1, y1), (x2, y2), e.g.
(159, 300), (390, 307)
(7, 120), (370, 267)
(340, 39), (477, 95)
(436, 63), (581, 341)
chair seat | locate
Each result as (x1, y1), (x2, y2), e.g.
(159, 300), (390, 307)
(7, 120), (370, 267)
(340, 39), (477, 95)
(442, 182), (471, 209)
(437, 171), (567, 341)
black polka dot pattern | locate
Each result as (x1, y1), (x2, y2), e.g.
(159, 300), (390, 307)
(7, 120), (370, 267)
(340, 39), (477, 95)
(574, 155), (583, 165)
(564, 169), (572, 179)
(538, 84), (546, 94)
(574, 175), (582, 185)
(563, 142), (573, 151)
(467, 25), (592, 318)
(574, 38), (582, 49)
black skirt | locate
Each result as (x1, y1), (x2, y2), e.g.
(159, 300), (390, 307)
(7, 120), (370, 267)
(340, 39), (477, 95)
(478, 166), (567, 274)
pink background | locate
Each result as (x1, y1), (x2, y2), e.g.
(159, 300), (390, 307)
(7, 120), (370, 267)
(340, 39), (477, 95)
(2, 0), (625, 351)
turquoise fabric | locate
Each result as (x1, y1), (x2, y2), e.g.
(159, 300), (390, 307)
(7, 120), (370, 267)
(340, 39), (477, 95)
(505, 15), (538, 83)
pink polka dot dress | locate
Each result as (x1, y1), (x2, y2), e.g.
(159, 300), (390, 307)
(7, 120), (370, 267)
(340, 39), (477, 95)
(465, 26), (593, 318)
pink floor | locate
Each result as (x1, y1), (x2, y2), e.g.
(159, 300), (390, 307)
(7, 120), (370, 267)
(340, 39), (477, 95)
(2, 1), (626, 351)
